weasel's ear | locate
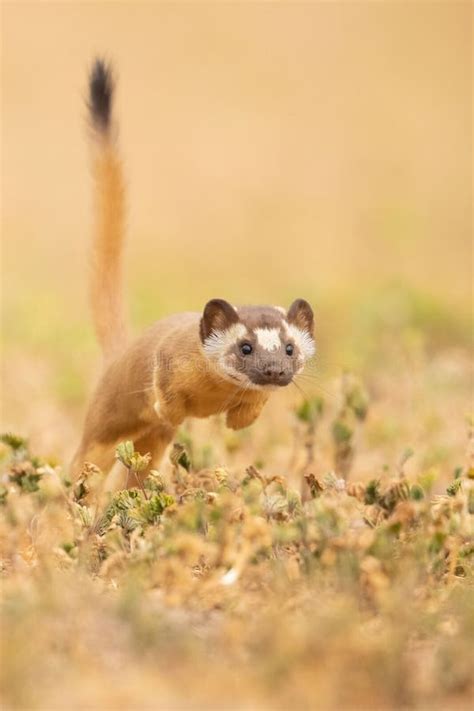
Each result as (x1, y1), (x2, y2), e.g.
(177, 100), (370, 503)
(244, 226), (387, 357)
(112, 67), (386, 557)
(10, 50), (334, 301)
(200, 299), (239, 342)
(287, 299), (314, 335)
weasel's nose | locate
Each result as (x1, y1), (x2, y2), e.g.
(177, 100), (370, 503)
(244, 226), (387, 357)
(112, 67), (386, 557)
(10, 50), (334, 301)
(263, 363), (288, 384)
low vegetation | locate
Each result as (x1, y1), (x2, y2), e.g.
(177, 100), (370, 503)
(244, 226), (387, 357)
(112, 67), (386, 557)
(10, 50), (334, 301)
(1, 391), (473, 709)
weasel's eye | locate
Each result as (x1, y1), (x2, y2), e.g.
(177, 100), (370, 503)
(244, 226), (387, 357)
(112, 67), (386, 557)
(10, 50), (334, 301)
(241, 343), (253, 356)
(286, 343), (294, 356)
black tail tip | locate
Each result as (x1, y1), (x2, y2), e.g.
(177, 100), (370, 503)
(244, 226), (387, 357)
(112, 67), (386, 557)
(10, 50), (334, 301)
(88, 58), (114, 132)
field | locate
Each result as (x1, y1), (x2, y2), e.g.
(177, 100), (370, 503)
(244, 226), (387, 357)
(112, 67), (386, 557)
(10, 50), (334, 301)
(1, 3), (473, 710)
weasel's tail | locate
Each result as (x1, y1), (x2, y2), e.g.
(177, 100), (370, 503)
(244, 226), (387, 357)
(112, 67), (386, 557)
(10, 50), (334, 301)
(87, 59), (127, 360)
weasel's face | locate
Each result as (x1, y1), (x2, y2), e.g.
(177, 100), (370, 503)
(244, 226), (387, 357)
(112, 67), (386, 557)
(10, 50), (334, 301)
(200, 299), (315, 389)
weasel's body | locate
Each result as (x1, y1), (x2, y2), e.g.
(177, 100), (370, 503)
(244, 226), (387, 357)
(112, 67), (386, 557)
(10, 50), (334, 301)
(72, 60), (315, 482)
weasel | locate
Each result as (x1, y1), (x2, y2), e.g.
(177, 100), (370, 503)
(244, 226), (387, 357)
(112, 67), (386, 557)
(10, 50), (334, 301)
(72, 59), (315, 484)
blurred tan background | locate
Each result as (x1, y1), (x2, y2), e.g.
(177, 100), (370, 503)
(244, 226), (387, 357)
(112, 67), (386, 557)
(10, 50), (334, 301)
(1, 1), (472, 471)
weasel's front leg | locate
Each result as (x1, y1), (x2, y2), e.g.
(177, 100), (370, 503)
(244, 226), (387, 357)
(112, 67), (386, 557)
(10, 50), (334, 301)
(153, 393), (185, 429)
(226, 399), (266, 430)
(132, 423), (176, 486)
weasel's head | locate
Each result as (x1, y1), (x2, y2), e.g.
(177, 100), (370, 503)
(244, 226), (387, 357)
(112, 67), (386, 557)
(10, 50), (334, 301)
(200, 298), (315, 389)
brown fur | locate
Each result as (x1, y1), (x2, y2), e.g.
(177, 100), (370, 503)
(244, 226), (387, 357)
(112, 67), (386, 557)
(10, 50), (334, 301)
(72, 313), (268, 481)
(90, 140), (127, 360)
(72, 60), (312, 485)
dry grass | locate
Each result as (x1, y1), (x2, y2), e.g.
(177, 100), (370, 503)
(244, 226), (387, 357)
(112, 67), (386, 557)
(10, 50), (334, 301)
(0, 411), (473, 710)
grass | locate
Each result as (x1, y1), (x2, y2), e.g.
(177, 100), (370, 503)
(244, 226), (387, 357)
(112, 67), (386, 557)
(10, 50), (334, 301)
(1, 379), (473, 709)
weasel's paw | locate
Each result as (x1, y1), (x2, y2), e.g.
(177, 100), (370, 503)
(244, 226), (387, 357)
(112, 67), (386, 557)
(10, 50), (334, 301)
(226, 406), (261, 430)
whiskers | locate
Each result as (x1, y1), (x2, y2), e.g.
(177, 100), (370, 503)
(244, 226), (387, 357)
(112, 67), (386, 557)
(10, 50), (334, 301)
(122, 385), (156, 396)
(291, 379), (310, 399)
(293, 361), (339, 403)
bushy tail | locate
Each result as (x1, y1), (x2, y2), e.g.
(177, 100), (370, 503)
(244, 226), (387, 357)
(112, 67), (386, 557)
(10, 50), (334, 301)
(87, 59), (127, 360)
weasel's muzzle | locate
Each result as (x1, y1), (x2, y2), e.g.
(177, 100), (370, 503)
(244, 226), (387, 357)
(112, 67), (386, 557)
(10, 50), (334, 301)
(251, 360), (293, 387)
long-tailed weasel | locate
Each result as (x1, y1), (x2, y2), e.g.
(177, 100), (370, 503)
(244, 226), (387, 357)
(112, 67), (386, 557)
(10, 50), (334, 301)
(72, 59), (315, 484)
